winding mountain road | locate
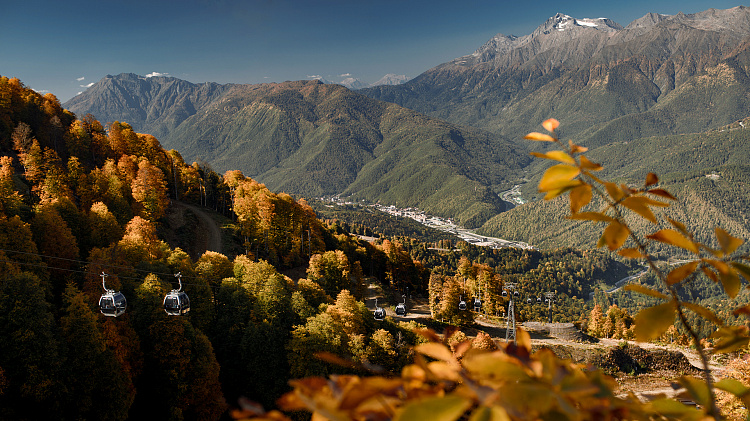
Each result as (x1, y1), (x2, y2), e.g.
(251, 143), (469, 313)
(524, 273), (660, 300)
(172, 201), (223, 256)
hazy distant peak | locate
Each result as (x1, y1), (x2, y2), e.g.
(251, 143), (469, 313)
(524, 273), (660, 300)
(624, 12), (672, 30)
(339, 77), (370, 90)
(373, 74), (409, 86)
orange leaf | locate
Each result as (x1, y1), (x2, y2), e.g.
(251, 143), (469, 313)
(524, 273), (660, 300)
(538, 164), (581, 191)
(667, 218), (689, 234)
(543, 118), (560, 132)
(568, 140), (588, 154)
(634, 302), (676, 342)
(569, 184), (592, 213)
(604, 182), (625, 202)
(666, 261), (699, 285)
(618, 248), (645, 259)
(579, 156), (602, 171)
(646, 229), (699, 254)
(706, 259), (741, 298)
(621, 196), (658, 224)
(525, 132), (556, 142)
(530, 150), (575, 165)
(715, 227), (743, 255)
(622, 284), (667, 299)
(602, 221), (629, 250)
(645, 172), (659, 186)
(649, 188), (677, 200)
(702, 267), (719, 283)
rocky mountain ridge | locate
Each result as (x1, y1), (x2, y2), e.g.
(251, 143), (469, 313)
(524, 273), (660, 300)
(362, 6), (750, 141)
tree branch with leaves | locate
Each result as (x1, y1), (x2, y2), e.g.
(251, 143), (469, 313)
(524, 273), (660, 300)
(526, 118), (750, 419)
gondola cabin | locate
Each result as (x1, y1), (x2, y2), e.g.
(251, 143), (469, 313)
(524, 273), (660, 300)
(473, 299), (482, 311)
(458, 300), (467, 311)
(99, 291), (127, 317)
(164, 290), (190, 316)
(374, 307), (385, 321)
(395, 303), (406, 316)
(502, 290), (508, 297)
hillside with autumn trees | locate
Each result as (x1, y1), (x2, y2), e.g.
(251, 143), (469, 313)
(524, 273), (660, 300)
(0, 75), (673, 420)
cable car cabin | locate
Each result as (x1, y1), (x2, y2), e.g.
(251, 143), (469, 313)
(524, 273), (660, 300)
(502, 291), (508, 297)
(373, 307), (386, 321)
(537, 297), (542, 303)
(458, 300), (467, 311)
(474, 299), (482, 311)
(526, 298), (533, 304)
(99, 291), (127, 317)
(395, 303), (406, 316)
(164, 290), (190, 316)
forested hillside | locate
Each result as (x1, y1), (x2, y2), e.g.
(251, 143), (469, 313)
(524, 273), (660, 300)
(0, 77), (660, 420)
(478, 122), (750, 251)
(1, 75), (647, 420)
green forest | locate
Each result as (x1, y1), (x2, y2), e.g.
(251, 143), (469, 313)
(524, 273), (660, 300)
(0, 75), (668, 420)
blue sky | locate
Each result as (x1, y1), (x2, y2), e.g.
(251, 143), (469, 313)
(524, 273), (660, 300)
(1, 0), (744, 102)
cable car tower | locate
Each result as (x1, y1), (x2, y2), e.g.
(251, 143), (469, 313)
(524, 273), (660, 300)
(503, 283), (518, 344)
(544, 291), (556, 323)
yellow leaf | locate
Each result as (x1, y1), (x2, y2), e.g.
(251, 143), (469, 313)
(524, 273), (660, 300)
(601, 221), (629, 250)
(721, 271), (741, 299)
(394, 395), (473, 421)
(679, 376), (712, 408)
(542, 118), (559, 132)
(667, 218), (688, 233)
(645, 172), (659, 186)
(569, 184), (592, 213)
(666, 261), (699, 285)
(524, 132), (556, 142)
(578, 155), (601, 170)
(568, 211), (614, 222)
(731, 262), (750, 281)
(715, 227), (743, 255)
(682, 302), (723, 325)
(634, 302), (675, 342)
(705, 259), (741, 298)
(530, 150), (575, 165)
(622, 284), (667, 300)
(568, 140), (588, 154)
(468, 406), (511, 421)
(462, 353), (528, 380)
(538, 164), (581, 191)
(646, 230), (699, 254)
(648, 398), (702, 418)
(604, 182), (625, 202)
(711, 326), (750, 354)
(702, 267), (719, 283)
(621, 196), (658, 223)
(415, 343), (454, 362)
(618, 247), (645, 259)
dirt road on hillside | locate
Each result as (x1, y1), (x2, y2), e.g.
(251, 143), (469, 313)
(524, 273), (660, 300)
(172, 201), (223, 256)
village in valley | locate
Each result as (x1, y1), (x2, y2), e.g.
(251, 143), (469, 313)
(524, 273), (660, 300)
(320, 195), (534, 250)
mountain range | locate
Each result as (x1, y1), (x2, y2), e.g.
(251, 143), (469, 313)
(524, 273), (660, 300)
(64, 6), (750, 247)
(65, 75), (526, 228)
